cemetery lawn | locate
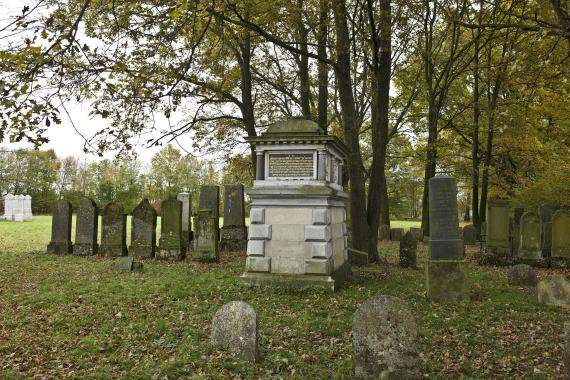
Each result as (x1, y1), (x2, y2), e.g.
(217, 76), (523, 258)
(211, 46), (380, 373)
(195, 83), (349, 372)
(1, 218), (569, 379)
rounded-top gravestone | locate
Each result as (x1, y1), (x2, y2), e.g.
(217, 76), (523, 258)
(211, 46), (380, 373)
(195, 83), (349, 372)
(210, 301), (257, 363)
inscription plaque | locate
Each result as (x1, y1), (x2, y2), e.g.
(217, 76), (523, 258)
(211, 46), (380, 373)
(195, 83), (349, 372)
(268, 153), (314, 178)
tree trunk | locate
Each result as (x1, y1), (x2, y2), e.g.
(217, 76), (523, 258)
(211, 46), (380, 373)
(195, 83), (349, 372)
(471, 32), (481, 235)
(296, 0), (312, 119)
(239, 30), (257, 177)
(479, 126), (493, 222)
(317, 0), (329, 133)
(421, 101), (438, 236)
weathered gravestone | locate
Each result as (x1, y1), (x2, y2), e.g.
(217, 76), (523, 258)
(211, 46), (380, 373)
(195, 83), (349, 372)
(539, 204), (555, 257)
(409, 227), (424, 242)
(2, 193), (14, 220)
(552, 210), (570, 259)
(352, 295), (421, 379)
(486, 199), (510, 255)
(192, 209), (219, 262)
(73, 198), (99, 256)
(157, 198), (185, 260)
(390, 228), (404, 242)
(23, 195), (32, 221)
(47, 200), (73, 254)
(114, 257), (143, 272)
(537, 276), (570, 307)
(463, 224), (477, 245)
(12, 195), (24, 222)
(426, 176), (468, 303)
(399, 231), (417, 268)
(129, 199), (157, 259)
(199, 185), (220, 241)
(507, 264), (538, 287)
(220, 185), (247, 251)
(100, 202), (128, 257)
(176, 192), (193, 250)
(379, 224), (391, 241)
(211, 301), (257, 363)
(511, 207), (524, 257)
(518, 212), (541, 260)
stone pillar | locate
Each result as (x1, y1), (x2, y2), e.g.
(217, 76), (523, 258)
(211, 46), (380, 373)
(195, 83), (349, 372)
(192, 209), (219, 262)
(317, 150), (327, 181)
(199, 185), (220, 241)
(129, 198), (157, 259)
(255, 152), (265, 180)
(426, 176), (468, 303)
(73, 197), (99, 256)
(539, 204), (555, 258)
(100, 202), (128, 257)
(177, 192), (193, 249)
(220, 185), (247, 252)
(24, 195), (33, 221)
(157, 198), (185, 260)
(47, 200), (73, 254)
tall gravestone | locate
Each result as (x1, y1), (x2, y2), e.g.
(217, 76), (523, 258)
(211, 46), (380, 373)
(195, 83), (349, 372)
(100, 202), (128, 257)
(47, 200), (73, 254)
(551, 210), (570, 267)
(12, 195), (24, 222)
(73, 198), (99, 256)
(510, 207), (524, 257)
(518, 212), (542, 261)
(193, 209), (219, 261)
(220, 185), (247, 251)
(426, 176), (468, 302)
(199, 186), (220, 241)
(176, 192), (193, 250)
(3, 193), (14, 220)
(486, 199), (510, 254)
(23, 195), (32, 220)
(157, 198), (185, 260)
(399, 231), (417, 268)
(463, 224), (477, 245)
(539, 204), (555, 257)
(129, 198), (157, 258)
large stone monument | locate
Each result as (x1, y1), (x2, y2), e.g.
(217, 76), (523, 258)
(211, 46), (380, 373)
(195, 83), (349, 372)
(199, 185), (220, 241)
(551, 210), (570, 268)
(192, 209), (219, 262)
(100, 202), (128, 257)
(241, 119), (350, 291)
(176, 192), (193, 250)
(47, 200), (73, 254)
(157, 197), (185, 260)
(426, 176), (468, 302)
(220, 185), (247, 251)
(73, 198), (99, 256)
(129, 198), (157, 258)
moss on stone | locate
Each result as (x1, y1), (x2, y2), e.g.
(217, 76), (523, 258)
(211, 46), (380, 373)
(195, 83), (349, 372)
(426, 260), (469, 303)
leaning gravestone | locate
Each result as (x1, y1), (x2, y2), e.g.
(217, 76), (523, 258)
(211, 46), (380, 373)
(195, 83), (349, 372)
(100, 202), (128, 257)
(426, 176), (468, 303)
(399, 231), (417, 268)
(47, 200), (73, 254)
(379, 224), (391, 241)
(390, 228), (404, 242)
(12, 195), (24, 222)
(177, 192), (193, 250)
(192, 209), (219, 262)
(129, 199), (157, 258)
(3, 193), (14, 220)
(507, 264), (538, 287)
(220, 185), (247, 251)
(199, 186), (220, 241)
(211, 301), (257, 363)
(463, 224), (477, 245)
(352, 295), (421, 379)
(518, 212), (541, 261)
(73, 198), (99, 256)
(537, 276), (570, 307)
(157, 198), (185, 260)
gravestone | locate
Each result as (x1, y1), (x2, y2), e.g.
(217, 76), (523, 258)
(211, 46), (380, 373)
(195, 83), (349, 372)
(537, 276), (570, 307)
(352, 295), (421, 379)
(390, 228), (404, 242)
(23, 195), (32, 220)
(73, 198), (99, 256)
(463, 224), (477, 245)
(507, 264), (538, 287)
(199, 185), (220, 241)
(518, 212), (541, 260)
(409, 227), (424, 242)
(539, 204), (555, 257)
(192, 209), (219, 262)
(3, 193), (14, 220)
(157, 198), (185, 260)
(511, 208), (524, 257)
(46, 200), (73, 254)
(486, 199), (510, 254)
(176, 192), (193, 250)
(220, 185), (247, 251)
(426, 176), (468, 303)
(129, 199), (157, 258)
(553, 210), (570, 258)
(114, 257), (143, 272)
(211, 301), (257, 363)
(379, 224), (391, 241)
(12, 195), (24, 222)
(399, 231), (417, 268)
(99, 202), (128, 257)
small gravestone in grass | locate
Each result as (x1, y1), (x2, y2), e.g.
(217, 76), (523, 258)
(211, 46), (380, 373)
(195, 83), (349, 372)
(47, 199), (73, 255)
(211, 301), (257, 363)
(114, 257), (143, 272)
(399, 231), (417, 269)
(192, 209), (219, 262)
(157, 198), (185, 261)
(507, 264), (537, 287)
(220, 185), (247, 252)
(390, 228), (404, 241)
(352, 295), (421, 379)
(379, 225), (391, 241)
(100, 202), (128, 257)
(129, 199), (157, 259)
(73, 198), (99, 256)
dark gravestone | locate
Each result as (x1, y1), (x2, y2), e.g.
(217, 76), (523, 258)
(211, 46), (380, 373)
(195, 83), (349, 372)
(47, 200), (73, 254)
(199, 185), (220, 240)
(463, 224), (477, 245)
(518, 212), (541, 260)
(157, 198), (185, 260)
(129, 199), (157, 258)
(409, 227), (424, 242)
(352, 295), (421, 379)
(390, 228), (404, 242)
(114, 257), (143, 272)
(73, 198), (99, 256)
(99, 202), (128, 257)
(507, 264), (537, 287)
(192, 209), (219, 262)
(426, 176), (468, 303)
(399, 231), (417, 268)
(211, 301), (257, 363)
(379, 224), (391, 241)
(220, 185), (247, 251)
(177, 192), (193, 249)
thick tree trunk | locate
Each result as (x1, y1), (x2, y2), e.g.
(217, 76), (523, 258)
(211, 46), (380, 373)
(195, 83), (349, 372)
(472, 35), (481, 235)
(421, 102), (438, 236)
(317, 0), (329, 133)
(239, 30), (257, 177)
(479, 126), (493, 222)
(296, 0), (312, 119)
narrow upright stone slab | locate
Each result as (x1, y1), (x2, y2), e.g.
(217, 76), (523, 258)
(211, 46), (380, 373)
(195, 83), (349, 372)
(463, 224), (477, 245)
(47, 200), (73, 254)
(390, 228), (404, 242)
(352, 295), (421, 379)
(73, 198), (99, 256)
(220, 185), (247, 251)
(539, 204), (555, 257)
(399, 231), (417, 268)
(177, 192), (193, 249)
(157, 198), (185, 260)
(518, 212), (541, 260)
(129, 199), (157, 259)
(199, 185), (220, 241)
(211, 301), (257, 363)
(426, 176), (468, 303)
(553, 210), (570, 258)
(23, 195), (32, 221)
(511, 207), (524, 257)
(192, 209), (219, 262)
(486, 199), (510, 253)
(100, 202), (128, 257)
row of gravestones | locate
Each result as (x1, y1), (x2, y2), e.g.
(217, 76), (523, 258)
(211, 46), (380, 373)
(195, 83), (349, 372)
(2, 194), (32, 221)
(378, 224), (478, 246)
(481, 200), (570, 268)
(46, 185), (248, 262)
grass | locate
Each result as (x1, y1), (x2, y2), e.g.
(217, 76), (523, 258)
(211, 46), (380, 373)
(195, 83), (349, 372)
(0, 217), (569, 379)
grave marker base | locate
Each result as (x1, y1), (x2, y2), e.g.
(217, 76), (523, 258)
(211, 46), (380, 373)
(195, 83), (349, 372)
(73, 243), (98, 256)
(47, 242), (73, 255)
(426, 260), (469, 303)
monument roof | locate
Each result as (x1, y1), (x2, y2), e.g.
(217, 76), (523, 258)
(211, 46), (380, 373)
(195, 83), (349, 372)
(264, 118), (324, 136)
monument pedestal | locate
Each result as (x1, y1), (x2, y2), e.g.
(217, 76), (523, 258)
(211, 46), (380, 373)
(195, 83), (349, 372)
(220, 226), (248, 252)
(426, 260), (468, 303)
